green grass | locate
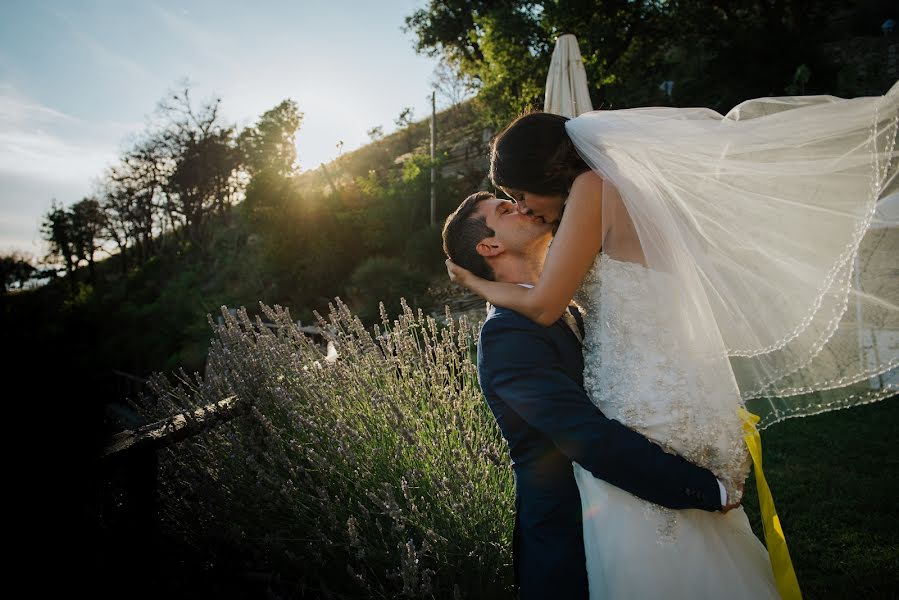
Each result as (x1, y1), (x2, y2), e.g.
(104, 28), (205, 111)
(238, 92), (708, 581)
(742, 398), (899, 599)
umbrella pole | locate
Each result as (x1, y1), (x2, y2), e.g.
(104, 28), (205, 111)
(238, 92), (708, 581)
(430, 91), (437, 226)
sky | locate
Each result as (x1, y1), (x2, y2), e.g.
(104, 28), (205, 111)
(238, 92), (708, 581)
(0, 0), (444, 257)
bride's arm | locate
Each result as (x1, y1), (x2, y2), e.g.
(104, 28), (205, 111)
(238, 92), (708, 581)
(452, 172), (604, 326)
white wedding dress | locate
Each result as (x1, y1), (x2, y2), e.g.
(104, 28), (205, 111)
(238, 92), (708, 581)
(557, 82), (897, 599)
(573, 253), (780, 599)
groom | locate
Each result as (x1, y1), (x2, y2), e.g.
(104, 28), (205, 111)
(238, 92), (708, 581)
(442, 192), (733, 599)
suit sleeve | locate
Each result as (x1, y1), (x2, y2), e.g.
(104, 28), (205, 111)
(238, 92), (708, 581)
(480, 318), (722, 511)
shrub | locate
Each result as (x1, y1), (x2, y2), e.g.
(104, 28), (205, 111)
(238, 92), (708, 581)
(144, 299), (513, 598)
(403, 224), (447, 275)
(346, 256), (429, 323)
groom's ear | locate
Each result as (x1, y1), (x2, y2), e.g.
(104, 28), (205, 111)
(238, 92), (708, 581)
(476, 237), (503, 258)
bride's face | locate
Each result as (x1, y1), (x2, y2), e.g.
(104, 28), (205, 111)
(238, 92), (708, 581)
(501, 187), (565, 224)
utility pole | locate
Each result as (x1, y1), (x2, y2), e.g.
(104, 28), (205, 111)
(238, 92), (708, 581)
(430, 91), (436, 227)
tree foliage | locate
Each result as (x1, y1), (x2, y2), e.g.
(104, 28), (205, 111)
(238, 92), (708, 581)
(406, 0), (899, 125)
(101, 140), (167, 268)
(0, 253), (37, 292)
(239, 100), (303, 227)
(69, 197), (105, 284)
(40, 200), (76, 281)
(154, 88), (243, 245)
(40, 196), (107, 291)
(239, 99), (302, 177)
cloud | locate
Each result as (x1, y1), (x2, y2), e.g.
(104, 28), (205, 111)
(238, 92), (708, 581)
(42, 5), (161, 85)
(0, 213), (46, 255)
(147, 2), (237, 69)
(0, 85), (122, 182)
(0, 86), (140, 255)
(0, 84), (78, 124)
(0, 128), (115, 182)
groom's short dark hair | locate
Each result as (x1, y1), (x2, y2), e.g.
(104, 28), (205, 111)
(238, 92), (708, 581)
(442, 191), (496, 281)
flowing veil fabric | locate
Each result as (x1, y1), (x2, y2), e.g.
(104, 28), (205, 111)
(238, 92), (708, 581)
(565, 82), (899, 429)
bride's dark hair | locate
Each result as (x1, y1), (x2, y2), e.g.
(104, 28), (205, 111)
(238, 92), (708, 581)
(489, 112), (591, 196)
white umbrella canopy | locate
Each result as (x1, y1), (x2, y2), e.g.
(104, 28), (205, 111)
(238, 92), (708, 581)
(544, 34), (593, 117)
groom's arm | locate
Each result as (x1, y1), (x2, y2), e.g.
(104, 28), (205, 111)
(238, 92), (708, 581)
(480, 317), (723, 512)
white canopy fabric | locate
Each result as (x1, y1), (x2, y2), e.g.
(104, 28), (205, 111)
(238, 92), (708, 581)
(544, 34), (593, 118)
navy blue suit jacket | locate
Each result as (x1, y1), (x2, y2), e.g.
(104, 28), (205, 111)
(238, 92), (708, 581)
(478, 305), (722, 599)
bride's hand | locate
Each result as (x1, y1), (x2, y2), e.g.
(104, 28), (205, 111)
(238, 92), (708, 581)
(446, 259), (477, 290)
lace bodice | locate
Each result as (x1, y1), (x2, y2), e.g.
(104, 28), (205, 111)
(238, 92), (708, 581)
(575, 254), (751, 501)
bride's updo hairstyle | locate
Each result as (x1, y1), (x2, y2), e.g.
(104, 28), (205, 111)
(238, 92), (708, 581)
(490, 112), (590, 197)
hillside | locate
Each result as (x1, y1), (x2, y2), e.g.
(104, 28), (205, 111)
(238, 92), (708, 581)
(3, 98), (492, 445)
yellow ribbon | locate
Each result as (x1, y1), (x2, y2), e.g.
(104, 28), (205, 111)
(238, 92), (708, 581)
(739, 407), (803, 600)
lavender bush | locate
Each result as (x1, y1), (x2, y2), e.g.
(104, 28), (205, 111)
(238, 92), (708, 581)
(143, 299), (514, 598)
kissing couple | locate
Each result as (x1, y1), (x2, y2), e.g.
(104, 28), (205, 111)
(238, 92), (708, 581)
(441, 82), (898, 599)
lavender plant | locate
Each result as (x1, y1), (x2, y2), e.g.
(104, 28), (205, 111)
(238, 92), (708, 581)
(144, 299), (514, 598)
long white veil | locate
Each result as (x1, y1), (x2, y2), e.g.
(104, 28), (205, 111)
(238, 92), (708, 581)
(565, 82), (899, 429)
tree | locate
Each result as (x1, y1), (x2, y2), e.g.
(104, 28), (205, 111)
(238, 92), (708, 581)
(100, 137), (170, 267)
(366, 125), (384, 142)
(69, 197), (106, 284)
(239, 99), (303, 177)
(41, 200), (78, 293)
(405, 1), (679, 121)
(394, 107), (418, 152)
(0, 253), (36, 292)
(405, 0), (874, 122)
(40, 197), (106, 290)
(404, 1), (549, 125)
(431, 58), (476, 109)
(239, 100), (304, 227)
(153, 86), (243, 247)
(98, 176), (136, 274)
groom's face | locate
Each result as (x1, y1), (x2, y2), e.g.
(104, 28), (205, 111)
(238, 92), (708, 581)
(474, 197), (553, 258)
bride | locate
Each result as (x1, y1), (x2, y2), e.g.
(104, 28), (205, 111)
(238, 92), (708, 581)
(447, 82), (899, 598)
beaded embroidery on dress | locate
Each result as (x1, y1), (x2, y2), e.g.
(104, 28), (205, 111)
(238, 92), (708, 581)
(572, 253), (780, 599)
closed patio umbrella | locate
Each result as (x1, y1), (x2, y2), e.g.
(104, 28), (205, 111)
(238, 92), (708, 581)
(544, 34), (593, 117)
